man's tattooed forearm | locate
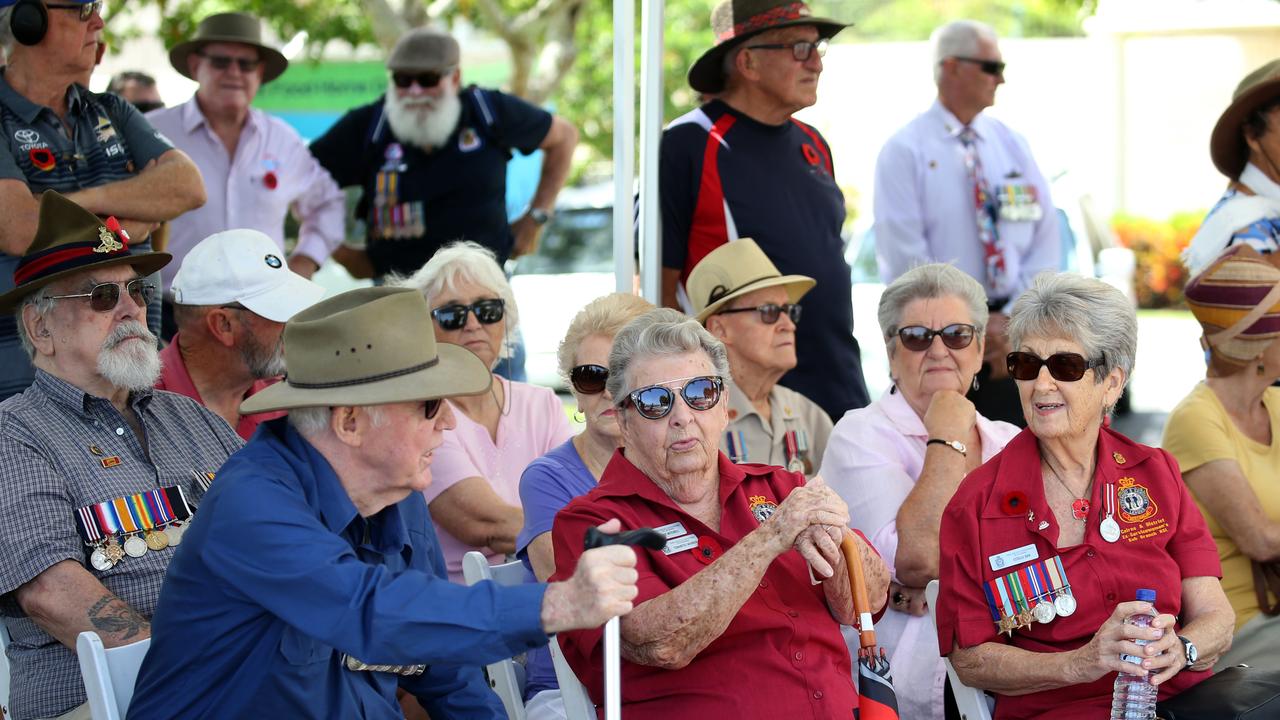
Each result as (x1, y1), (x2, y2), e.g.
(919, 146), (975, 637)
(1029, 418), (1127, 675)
(87, 593), (149, 641)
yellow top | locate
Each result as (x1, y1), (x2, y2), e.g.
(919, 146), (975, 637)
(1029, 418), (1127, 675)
(1163, 382), (1280, 631)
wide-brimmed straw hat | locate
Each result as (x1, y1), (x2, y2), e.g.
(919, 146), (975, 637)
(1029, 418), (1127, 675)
(0, 191), (169, 313)
(1210, 59), (1280, 179)
(688, 0), (848, 95)
(169, 12), (289, 83)
(240, 287), (491, 413)
(1183, 244), (1280, 375)
(686, 238), (815, 323)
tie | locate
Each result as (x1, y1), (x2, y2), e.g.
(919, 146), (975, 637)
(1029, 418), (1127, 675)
(959, 126), (1008, 295)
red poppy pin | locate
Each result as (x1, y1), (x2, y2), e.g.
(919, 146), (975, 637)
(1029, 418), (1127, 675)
(801, 143), (822, 167)
(263, 171), (278, 190)
(695, 536), (722, 565)
(1000, 491), (1029, 516)
(29, 148), (55, 172)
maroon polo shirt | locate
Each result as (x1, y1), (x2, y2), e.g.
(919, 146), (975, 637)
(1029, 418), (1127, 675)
(550, 450), (864, 719)
(155, 333), (284, 441)
(936, 428), (1222, 719)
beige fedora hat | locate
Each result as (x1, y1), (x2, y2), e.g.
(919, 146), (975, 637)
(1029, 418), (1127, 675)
(240, 286), (491, 414)
(686, 238), (816, 323)
(169, 12), (289, 84)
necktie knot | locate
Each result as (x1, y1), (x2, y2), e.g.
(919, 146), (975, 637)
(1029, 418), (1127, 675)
(958, 125), (977, 146)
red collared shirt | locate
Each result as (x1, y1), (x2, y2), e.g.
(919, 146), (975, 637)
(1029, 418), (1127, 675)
(550, 451), (861, 719)
(155, 334), (284, 441)
(936, 428), (1222, 719)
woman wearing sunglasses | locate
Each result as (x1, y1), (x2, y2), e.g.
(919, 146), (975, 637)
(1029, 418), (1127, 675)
(397, 242), (573, 582)
(935, 273), (1234, 718)
(1164, 245), (1280, 671)
(549, 309), (889, 718)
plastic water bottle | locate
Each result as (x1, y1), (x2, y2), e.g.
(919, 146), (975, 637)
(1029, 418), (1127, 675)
(1110, 588), (1160, 720)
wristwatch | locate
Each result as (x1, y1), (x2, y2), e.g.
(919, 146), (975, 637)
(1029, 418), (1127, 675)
(1178, 635), (1198, 669)
(927, 438), (967, 457)
(528, 207), (552, 225)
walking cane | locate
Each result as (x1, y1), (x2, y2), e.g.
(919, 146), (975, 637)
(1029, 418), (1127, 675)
(583, 527), (667, 720)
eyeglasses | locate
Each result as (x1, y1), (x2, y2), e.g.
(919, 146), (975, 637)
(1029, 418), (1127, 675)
(717, 302), (802, 325)
(894, 323), (976, 352)
(392, 71), (447, 89)
(1006, 351), (1104, 382)
(570, 364), (609, 395)
(745, 38), (828, 62)
(46, 0), (101, 21)
(198, 52), (262, 74)
(430, 298), (505, 331)
(622, 375), (724, 420)
(423, 398), (443, 420)
(953, 56), (1006, 77)
(47, 279), (154, 313)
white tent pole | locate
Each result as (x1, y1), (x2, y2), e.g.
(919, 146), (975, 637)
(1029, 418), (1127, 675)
(637, 0), (664, 304)
(612, 0), (636, 294)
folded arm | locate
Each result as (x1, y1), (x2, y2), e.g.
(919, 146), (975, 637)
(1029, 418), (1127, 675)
(63, 149), (206, 222)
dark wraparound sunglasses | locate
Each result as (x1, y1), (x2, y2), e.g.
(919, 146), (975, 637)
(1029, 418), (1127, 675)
(423, 398), (442, 420)
(622, 376), (724, 420)
(1007, 351), (1104, 382)
(392, 71), (447, 89)
(570, 364), (608, 395)
(953, 56), (1006, 76)
(745, 38), (828, 62)
(894, 323), (976, 352)
(198, 52), (262, 74)
(47, 279), (154, 313)
(431, 299), (505, 331)
(717, 302), (802, 325)
(47, 0), (101, 21)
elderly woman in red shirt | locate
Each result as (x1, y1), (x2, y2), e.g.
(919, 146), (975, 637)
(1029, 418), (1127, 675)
(551, 308), (889, 719)
(935, 273), (1235, 719)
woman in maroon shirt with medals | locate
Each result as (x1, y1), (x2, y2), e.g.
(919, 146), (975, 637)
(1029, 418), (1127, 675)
(934, 273), (1235, 719)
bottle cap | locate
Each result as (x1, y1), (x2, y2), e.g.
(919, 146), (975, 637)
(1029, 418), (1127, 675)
(1136, 588), (1156, 603)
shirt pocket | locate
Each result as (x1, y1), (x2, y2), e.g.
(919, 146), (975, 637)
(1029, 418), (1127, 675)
(279, 625), (332, 666)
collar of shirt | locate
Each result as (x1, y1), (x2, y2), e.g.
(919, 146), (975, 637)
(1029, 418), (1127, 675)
(724, 377), (795, 431)
(180, 95), (263, 138)
(1241, 162), (1280, 201)
(930, 98), (990, 143)
(0, 70), (84, 124)
(32, 367), (154, 417)
(597, 448), (757, 514)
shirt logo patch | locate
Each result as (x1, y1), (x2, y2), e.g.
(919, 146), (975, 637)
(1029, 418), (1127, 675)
(749, 494), (778, 524)
(458, 127), (482, 152)
(14, 129), (38, 144)
(1116, 476), (1157, 523)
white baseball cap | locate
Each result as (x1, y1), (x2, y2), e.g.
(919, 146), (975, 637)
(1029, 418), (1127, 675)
(171, 229), (326, 322)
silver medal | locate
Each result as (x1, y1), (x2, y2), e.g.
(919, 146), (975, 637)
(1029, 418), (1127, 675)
(165, 521), (185, 546)
(1054, 593), (1077, 617)
(123, 535), (148, 558)
(1033, 602), (1056, 624)
(90, 547), (113, 571)
(1100, 516), (1121, 543)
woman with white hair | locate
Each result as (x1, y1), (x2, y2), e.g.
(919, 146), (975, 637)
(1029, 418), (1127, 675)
(397, 241), (573, 581)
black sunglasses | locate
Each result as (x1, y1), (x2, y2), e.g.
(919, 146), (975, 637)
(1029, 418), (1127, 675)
(430, 298), (505, 331)
(199, 52), (262, 74)
(717, 302), (802, 325)
(1007, 351), (1104, 382)
(953, 56), (1006, 77)
(570, 364), (609, 395)
(46, 0), (101, 21)
(424, 398), (443, 420)
(47, 279), (154, 313)
(392, 71), (447, 89)
(745, 38), (828, 62)
(894, 323), (976, 352)
(622, 376), (724, 420)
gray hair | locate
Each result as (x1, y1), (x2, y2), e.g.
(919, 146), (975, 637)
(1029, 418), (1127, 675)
(878, 263), (990, 354)
(15, 287), (56, 359)
(289, 404), (390, 439)
(392, 240), (519, 357)
(0, 8), (14, 56)
(557, 292), (655, 382)
(931, 19), (997, 84)
(607, 308), (732, 407)
(1007, 272), (1136, 389)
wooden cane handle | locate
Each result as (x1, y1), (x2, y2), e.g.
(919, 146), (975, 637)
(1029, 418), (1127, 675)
(841, 529), (877, 648)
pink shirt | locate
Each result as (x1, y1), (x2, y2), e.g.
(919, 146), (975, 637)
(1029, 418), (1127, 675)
(821, 388), (1019, 720)
(425, 377), (574, 580)
(146, 99), (346, 289)
(155, 333), (285, 441)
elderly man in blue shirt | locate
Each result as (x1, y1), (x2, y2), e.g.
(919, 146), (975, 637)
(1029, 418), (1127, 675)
(130, 286), (640, 719)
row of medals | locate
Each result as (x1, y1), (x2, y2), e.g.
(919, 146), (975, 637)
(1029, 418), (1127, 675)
(999, 590), (1078, 635)
(89, 520), (188, 571)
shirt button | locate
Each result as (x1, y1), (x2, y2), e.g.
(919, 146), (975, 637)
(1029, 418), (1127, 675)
(813, 690), (823, 700)
(788, 610), (799, 617)
(115, 427), (125, 436)
(759, 580), (770, 589)
(794, 651), (803, 661)
(1106, 592), (1116, 602)
(1086, 550), (1096, 558)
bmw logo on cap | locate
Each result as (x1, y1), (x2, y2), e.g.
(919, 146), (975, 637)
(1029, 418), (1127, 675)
(265, 254), (283, 268)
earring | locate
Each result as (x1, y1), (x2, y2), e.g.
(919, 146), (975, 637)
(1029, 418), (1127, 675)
(971, 375), (981, 392)
(1259, 363), (1267, 377)
(573, 410), (585, 423)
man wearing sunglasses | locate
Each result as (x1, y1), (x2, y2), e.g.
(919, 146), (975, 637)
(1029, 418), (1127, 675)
(873, 19), (1060, 426)
(0, 0), (208, 402)
(311, 26), (579, 281)
(0, 192), (243, 720)
(148, 12), (345, 337)
(660, 0), (869, 423)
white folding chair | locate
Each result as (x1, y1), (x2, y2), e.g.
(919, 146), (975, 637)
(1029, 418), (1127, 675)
(462, 551), (529, 720)
(549, 635), (595, 720)
(926, 579), (993, 720)
(75, 631), (151, 720)
(0, 622), (11, 718)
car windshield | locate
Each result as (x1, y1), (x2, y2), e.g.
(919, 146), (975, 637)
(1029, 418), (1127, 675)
(512, 208), (614, 275)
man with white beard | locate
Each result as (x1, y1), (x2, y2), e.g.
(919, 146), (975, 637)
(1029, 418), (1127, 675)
(0, 191), (242, 720)
(311, 26), (578, 281)
(158, 228), (326, 440)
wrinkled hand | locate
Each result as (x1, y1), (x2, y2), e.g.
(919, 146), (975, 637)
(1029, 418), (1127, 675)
(922, 390), (977, 440)
(984, 312), (1010, 380)
(889, 582), (929, 616)
(764, 475), (849, 559)
(331, 246), (375, 280)
(510, 214), (543, 258)
(541, 519), (640, 634)
(795, 524), (844, 579)
(1076, 602), (1182, 685)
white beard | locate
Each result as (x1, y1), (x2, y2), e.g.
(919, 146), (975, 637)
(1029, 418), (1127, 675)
(384, 85), (463, 151)
(97, 321), (161, 392)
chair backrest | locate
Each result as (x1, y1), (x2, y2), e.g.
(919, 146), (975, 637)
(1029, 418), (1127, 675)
(925, 580), (993, 720)
(75, 631), (151, 720)
(549, 634), (595, 720)
(0, 622), (11, 718)
(462, 551), (528, 720)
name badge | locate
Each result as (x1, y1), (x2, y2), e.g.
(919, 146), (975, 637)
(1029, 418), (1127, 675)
(654, 521), (688, 539)
(989, 543), (1039, 571)
(662, 534), (698, 555)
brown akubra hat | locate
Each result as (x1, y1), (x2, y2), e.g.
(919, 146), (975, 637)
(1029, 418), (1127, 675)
(1210, 59), (1280, 180)
(169, 12), (289, 83)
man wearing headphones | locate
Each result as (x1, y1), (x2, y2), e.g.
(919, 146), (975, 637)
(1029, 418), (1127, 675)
(0, 0), (207, 401)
